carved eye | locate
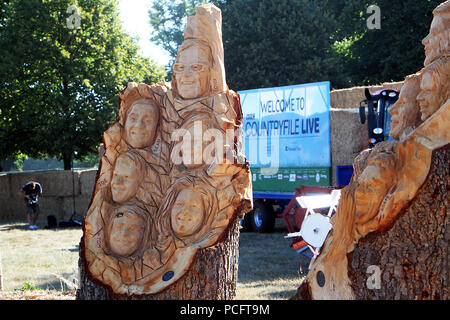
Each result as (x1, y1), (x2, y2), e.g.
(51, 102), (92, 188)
(173, 63), (185, 73)
(116, 212), (124, 218)
(191, 64), (202, 72)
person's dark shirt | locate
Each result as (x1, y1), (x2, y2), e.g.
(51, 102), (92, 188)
(22, 182), (42, 203)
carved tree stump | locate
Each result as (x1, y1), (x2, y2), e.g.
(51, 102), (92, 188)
(347, 146), (449, 300)
(291, 146), (449, 300)
(76, 4), (252, 300)
(76, 215), (241, 300)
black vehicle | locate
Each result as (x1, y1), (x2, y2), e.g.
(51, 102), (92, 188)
(359, 88), (399, 147)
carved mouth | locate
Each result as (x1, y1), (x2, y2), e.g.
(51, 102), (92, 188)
(131, 132), (146, 139)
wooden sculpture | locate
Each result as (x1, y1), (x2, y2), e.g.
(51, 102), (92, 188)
(78, 3), (252, 298)
(293, 0), (449, 300)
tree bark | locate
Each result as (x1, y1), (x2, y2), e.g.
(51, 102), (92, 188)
(291, 146), (449, 300)
(347, 146), (448, 300)
(63, 152), (72, 171)
(76, 214), (241, 300)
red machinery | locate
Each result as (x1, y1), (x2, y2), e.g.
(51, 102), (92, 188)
(280, 185), (342, 262)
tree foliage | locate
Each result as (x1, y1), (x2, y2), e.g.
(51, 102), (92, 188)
(0, 0), (166, 169)
(329, 0), (442, 85)
(218, 0), (351, 90)
(149, 0), (206, 71)
(148, 0), (440, 90)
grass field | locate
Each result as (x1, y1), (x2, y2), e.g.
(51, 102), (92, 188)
(0, 219), (307, 300)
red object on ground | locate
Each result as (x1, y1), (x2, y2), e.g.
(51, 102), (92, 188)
(280, 185), (339, 246)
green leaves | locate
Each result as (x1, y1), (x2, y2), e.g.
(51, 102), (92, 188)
(148, 0), (440, 91)
(0, 0), (166, 169)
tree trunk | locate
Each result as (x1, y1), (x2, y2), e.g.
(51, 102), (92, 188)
(291, 146), (449, 300)
(347, 146), (448, 300)
(76, 215), (241, 300)
(63, 152), (72, 170)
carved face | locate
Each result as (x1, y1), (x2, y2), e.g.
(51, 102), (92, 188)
(422, 14), (448, 65)
(124, 103), (159, 148)
(417, 71), (440, 121)
(354, 150), (395, 223)
(111, 155), (140, 203)
(109, 208), (145, 257)
(389, 81), (420, 139)
(173, 45), (211, 99)
(170, 188), (205, 237)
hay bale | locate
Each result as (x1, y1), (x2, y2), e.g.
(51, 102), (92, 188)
(330, 108), (369, 184)
(331, 82), (404, 110)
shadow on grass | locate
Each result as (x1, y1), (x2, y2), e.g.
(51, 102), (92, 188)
(267, 288), (298, 300)
(0, 223), (31, 231)
(237, 219), (311, 287)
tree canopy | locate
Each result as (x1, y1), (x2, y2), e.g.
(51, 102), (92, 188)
(149, 0), (441, 90)
(0, 0), (166, 169)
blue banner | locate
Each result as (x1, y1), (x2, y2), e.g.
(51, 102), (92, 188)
(238, 82), (331, 170)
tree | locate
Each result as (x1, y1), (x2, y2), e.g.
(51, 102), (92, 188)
(149, 0), (206, 76)
(218, 0), (351, 90)
(330, 0), (443, 85)
(148, 0), (442, 89)
(149, 0), (351, 89)
(0, 0), (166, 169)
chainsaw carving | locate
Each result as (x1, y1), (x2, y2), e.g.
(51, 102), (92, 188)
(83, 3), (252, 295)
(297, 1), (450, 299)
(422, 1), (450, 66)
(389, 73), (422, 140)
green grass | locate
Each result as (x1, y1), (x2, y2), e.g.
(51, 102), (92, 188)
(0, 219), (307, 299)
(0, 221), (82, 292)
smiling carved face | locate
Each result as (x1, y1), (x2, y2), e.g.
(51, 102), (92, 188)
(170, 188), (205, 237)
(109, 208), (145, 257)
(124, 102), (159, 149)
(111, 155), (140, 204)
(173, 45), (212, 100)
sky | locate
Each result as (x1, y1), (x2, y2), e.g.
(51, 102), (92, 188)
(118, 0), (171, 67)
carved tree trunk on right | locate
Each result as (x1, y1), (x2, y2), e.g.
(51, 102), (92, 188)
(347, 146), (449, 299)
(291, 146), (449, 300)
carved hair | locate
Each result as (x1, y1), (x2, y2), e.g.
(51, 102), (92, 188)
(433, 0), (450, 16)
(176, 39), (214, 67)
(430, 1), (450, 62)
(156, 175), (218, 247)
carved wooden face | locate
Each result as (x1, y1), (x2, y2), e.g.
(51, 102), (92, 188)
(354, 145), (396, 222)
(170, 188), (205, 237)
(111, 155), (140, 203)
(389, 80), (420, 139)
(173, 45), (211, 99)
(417, 71), (440, 121)
(422, 14), (448, 65)
(124, 103), (159, 148)
(109, 207), (146, 257)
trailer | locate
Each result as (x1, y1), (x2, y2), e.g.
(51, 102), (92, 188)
(238, 82), (332, 233)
